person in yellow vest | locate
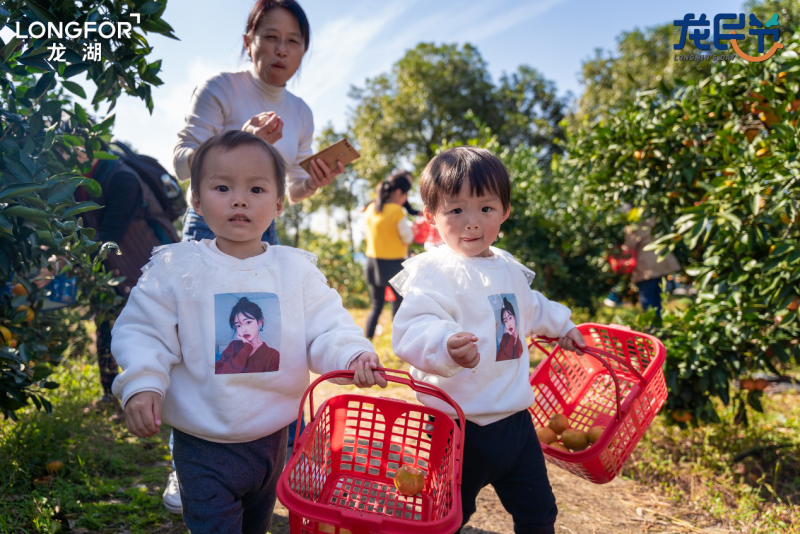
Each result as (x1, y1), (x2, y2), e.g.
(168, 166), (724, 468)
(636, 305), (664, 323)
(363, 172), (413, 339)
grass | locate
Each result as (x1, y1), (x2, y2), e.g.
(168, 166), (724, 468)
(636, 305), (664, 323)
(2, 305), (799, 532)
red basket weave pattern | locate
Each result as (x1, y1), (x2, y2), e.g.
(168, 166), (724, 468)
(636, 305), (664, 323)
(528, 324), (667, 484)
(279, 370), (463, 534)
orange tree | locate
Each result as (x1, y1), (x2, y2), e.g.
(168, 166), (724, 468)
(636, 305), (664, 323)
(570, 36), (800, 424)
(0, 0), (175, 419)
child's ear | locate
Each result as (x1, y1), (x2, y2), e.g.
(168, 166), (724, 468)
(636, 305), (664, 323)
(501, 205), (511, 224)
(192, 191), (202, 216)
(275, 195), (284, 217)
(423, 205), (436, 226)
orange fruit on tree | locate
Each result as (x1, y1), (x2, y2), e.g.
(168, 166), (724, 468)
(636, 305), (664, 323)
(745, 129), (759, 143)
(634, 150), (644, 161)
(759, 111), (780, 127)
(394, 465), (425, 496)
(0, 326), (11, 344)
(781, 213), (792, 225)
(721, 169), (736, 177)
(756, 148), (771, 157)
(740, 378), (756, 391)
(15, 306), (34, 323)
(788, 100), (800, 113)
(45, 461), (64, 474)
(548, 414), (570, 435)
(788, 297), (800, 311)
(11, 283), (27, 296)
(7, 339), (17, 349)
(754, 378), (769, 391)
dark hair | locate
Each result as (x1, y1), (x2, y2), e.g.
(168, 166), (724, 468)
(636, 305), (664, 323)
(374, 172), (412, 213)
(229, 297), (265, 330)
(419, 146), (511, 215)
(243, 0), (311, 55)
(501, 297), (516, 322)
(190, 130), (287, 199)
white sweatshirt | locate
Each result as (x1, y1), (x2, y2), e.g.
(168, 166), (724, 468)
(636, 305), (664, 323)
(173, 67), (313, 192)
(391, 245), (575, 426)
(111, 240), (373, 443)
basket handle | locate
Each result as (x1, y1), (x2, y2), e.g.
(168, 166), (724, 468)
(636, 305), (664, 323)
(529, 337), (647, 421)
(296, 367), (467, 477)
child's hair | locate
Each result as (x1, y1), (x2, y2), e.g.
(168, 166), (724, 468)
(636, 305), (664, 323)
(374, 171), (412, 213)
(229, 297), (265, 330)
(501, 297), (516, 323)
(419, 146), (510, 214)
(190, 130), (287, 199)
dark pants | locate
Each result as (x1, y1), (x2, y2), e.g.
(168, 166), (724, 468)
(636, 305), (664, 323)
(458, 410), (557, 534)
(172, 428), (288, 534)
(96, 318), (119, 396)
(637, 277), (663, 317)
(365, 283), (402, 339)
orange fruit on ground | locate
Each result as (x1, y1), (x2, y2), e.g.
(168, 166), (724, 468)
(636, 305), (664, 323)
(536, 427), (558, 445)
(788, 297), (800, 311)
(754, 378), (769, 391)
(561, 429), (590, 452)
(548, 414), (570, 435)
(587, 426), (606, 444)
(45, 461), (64, 474)
(740, 378), (756, 391)
(15, 306), (34, 323)
(672, 410), (693, 423)
(549, 442), (570, 453)
(11, 283), (27, 296)
(394, 465), (425, 496)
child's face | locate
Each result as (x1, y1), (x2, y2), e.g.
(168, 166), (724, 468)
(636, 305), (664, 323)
(193, 144), (283, 259)
(234, 312), (262, 343)
(424, 188), (509, 258)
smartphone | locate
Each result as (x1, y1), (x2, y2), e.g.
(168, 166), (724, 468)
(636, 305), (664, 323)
(299, 138), (360, 174)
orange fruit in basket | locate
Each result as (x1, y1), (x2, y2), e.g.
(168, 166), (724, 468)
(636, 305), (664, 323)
(536, 427), (558, 445)
(548, 414), (570, 435)
(587, 426), (606, 444)
(549, 442), (570, 453)
(561, 429), (590, 452)
(394, 465), (425, 496)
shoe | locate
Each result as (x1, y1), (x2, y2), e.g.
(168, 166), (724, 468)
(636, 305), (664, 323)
(603, 298), (618, 308)
(162, 471), (182, 514)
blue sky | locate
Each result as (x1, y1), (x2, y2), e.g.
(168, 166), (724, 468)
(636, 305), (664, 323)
(5, 0), (746, 174)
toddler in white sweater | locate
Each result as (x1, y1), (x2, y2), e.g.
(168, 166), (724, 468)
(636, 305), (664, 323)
(391, 146), (585, 534)
(112, 130), (386, 534)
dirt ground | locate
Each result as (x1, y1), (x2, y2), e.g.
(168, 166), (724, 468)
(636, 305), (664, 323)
(265, 377), (735, 534)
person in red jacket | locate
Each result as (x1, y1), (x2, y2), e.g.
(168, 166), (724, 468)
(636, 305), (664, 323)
(496, 297), (523, 361)
(215, 297), (280, 374)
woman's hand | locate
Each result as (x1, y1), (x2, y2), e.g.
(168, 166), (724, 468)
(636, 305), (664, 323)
(306, 158), (345, 191)
(242, 111), (283, 144)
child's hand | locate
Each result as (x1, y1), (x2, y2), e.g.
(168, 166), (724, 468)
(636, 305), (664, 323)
(123, 391), (163, 438)
(447, 332), (480, 368)
(348, 352), (388, 388)
(558, 328), (586, 355)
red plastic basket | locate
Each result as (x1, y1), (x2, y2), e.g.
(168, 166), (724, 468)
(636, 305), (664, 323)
(277, 368), (465, 534)
(528, 323), (667, 484)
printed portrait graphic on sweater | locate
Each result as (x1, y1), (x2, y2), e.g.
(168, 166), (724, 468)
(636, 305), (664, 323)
(214, 293), (280, 374)
(490, 294), (523, 362)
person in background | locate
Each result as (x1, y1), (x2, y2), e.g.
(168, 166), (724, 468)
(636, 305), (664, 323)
(363, 172), (413, 340)
(624, 219), (681, 318)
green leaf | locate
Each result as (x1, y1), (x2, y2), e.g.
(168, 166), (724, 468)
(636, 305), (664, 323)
(0, 183), (47, 202)
(34, 72), (55, 99)
(92, 151), (118, 160)
(140, 1), (164, 15)
(62, 63), (91, 79)
(60, 80), (86, 99)
(3, 36), (21, 63)
(2, 205), (55, 219)
(47, 180), (79, 204)
(61, 201), (101, 217)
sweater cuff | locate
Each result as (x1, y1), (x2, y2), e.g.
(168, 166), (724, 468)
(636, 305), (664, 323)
(559, 321), (577, 337)
(117, 374), (168, 409)
(435, 338), (466, 378)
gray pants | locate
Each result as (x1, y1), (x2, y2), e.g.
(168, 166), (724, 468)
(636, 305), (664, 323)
(172, 427), (288, 534)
